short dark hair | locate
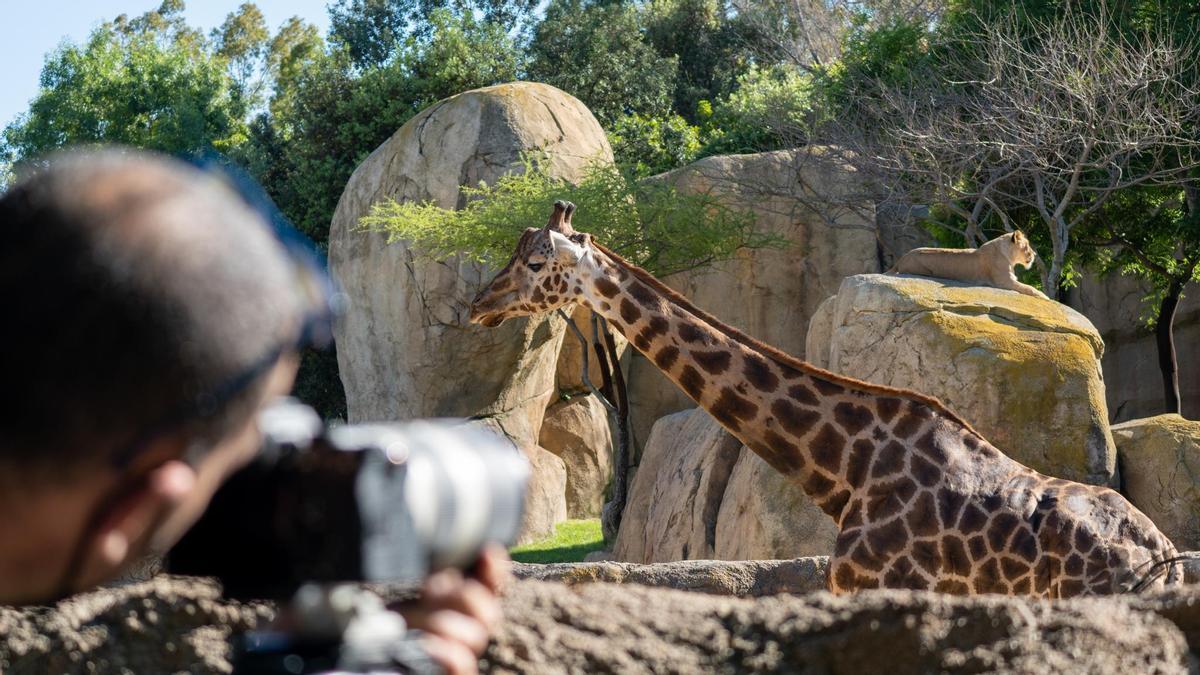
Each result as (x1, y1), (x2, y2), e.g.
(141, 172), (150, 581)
(0, 149), (303, 475)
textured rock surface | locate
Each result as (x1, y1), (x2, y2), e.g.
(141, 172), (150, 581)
(713, 450), (839, 560)
(1072, 273), (1200, 422)
(1113, 414), (1200, 550)
(807, 273), (1116, 485)
(511, 557), (829, 596)
(328, 82), (613, 448)
(613, 408), (836, 563)
(538, 395), (612, 518)
(626, 150), (879, 451)
(11, 576), (1200, 673)
(612, 409), (744, 562)
(487, 581), (1190, 675)
(517, 444), (569, 545)
(0, 577), (273, 674)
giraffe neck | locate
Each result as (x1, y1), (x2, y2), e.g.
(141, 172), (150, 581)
(575, 243), (935, 521)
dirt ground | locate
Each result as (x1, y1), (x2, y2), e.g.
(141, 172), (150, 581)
(3, 573), (1199, 674)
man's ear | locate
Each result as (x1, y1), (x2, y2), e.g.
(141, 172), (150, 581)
(72, 460), (195, 592)
(549, 230), (584, 265)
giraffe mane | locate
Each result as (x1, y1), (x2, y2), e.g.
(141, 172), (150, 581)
(591, 240), (986, 441)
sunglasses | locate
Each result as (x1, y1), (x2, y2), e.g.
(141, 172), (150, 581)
(109, 153), (338, 469)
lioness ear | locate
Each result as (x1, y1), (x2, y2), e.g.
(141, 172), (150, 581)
(1013, 230), (1026, 242)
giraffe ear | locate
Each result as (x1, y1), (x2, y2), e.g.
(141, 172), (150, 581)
(549, 230), (584, 265)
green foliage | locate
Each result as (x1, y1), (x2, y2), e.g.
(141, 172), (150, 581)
(528, 0), (678, 125)
(359, 155), (785, 277)
(700, 64), (814, 157)
(328, 0), (538, 69)
(642, 0), (753, 120)
(2, 22), (247, 163)
(510, 519), (605, 564)
(261, 10), (522, 245)
(815, 17), (930, 111)
(212, 2), (270, 95)
(608, 112), (701, 178)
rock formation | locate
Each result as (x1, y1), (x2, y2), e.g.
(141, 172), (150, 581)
(538, 395), (612, 518)
(808, 273), (1116, 486)
(1112, 414), (1200, 550)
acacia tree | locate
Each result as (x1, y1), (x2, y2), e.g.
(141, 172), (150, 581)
(815, 9), (1200, 299)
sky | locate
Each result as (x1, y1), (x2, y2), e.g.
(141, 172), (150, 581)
(0, 0), (334, 131)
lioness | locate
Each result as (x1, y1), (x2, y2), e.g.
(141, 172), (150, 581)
(892, 231), (1049, 300)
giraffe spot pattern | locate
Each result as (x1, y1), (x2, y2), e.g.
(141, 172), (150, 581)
(942, 536), (972, 576)
(711, 388), (759, 431)
(866, 479), (916, 520)
(804, 471), (837, 498)
(845, 439), (874, 489)
(619, 298), (642, 324)
(987, 513), (1021, 552)
(834, 402), (873, 436)
(678, 322), (705, 344)
(911, 539), (942, 574)
(866, 519), (909, 558)
(679, 365), (705, 399)
(810, 424), (846, 474)
(876, 397), (903, 423)
(654, 345), (679, 370)
(595, 278), (620, 298)
(692, 350), (732, 374)
(909, 452), (942, 487)
(744, 354), (779, 392)
(870, 440), (906, 477)
(788, 384), (820, 406)
(906, 492), (940, 537)
(762, 430), (806, 473)
(629, 281), (658, 309)
(813, 378), (845, 396)
(820, 489), (852, 518)
(771, 399), (821, 438)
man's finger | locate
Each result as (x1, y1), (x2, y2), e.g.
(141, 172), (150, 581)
(419, 633), (480, 675)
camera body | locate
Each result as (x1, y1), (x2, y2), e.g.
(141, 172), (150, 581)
(168, 399), (529, 600)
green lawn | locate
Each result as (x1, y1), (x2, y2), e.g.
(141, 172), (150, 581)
(510, 519), (605, 564)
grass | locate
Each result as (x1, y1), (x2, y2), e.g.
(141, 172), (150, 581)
(510, 519), (605, 564)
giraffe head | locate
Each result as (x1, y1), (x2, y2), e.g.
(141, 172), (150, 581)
(469, 201), (594, 327)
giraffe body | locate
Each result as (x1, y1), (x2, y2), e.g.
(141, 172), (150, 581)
(469, 202), (1182, 597)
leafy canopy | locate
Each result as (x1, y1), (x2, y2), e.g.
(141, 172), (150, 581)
(359, 156), (785, 278)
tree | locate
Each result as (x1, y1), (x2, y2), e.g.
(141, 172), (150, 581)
(528, 0), (679, 126)
(3, 18), (247, 164)
(212, 2), (271, 104)
(1081, 185), (1200, 413)
(328, 0), (538, 69)
(812, 8), (1200, 299)
(642, 0), (753, 120)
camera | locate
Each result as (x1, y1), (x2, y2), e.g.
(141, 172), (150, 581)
(167, 398), (530, 599)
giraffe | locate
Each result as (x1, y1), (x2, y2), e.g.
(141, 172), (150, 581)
(469, 201), (1183, 597)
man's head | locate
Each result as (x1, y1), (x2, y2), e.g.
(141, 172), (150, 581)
(0, 149), (307, 603)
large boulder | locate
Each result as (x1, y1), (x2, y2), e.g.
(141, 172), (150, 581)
(538, 395), (613, 518)
(612, 409), (742, 563)
(1071, 273), (1200, 421)
(713, 450), (839, 560)
(517, 444), (569, 545)
(328, 82), (614, 448)
(1112, 414), (1200, 550)
(511, 557), (829, 596)
(612, 408), (836, 563)
(807, 273), (1116, 485)
(626, 150), (880, 452)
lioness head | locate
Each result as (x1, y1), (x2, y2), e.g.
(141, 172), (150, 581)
(1007, 231), (1036, 269)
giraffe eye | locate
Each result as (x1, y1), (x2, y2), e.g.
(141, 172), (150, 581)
(528, 262), (544, 272)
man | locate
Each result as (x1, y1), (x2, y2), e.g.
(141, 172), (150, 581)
(0, 149), (501, 674)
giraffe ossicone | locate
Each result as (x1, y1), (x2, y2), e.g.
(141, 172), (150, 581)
(469, 201), (1182, 598)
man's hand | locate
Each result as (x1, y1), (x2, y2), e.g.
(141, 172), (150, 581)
(398, 545), (510, 675)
